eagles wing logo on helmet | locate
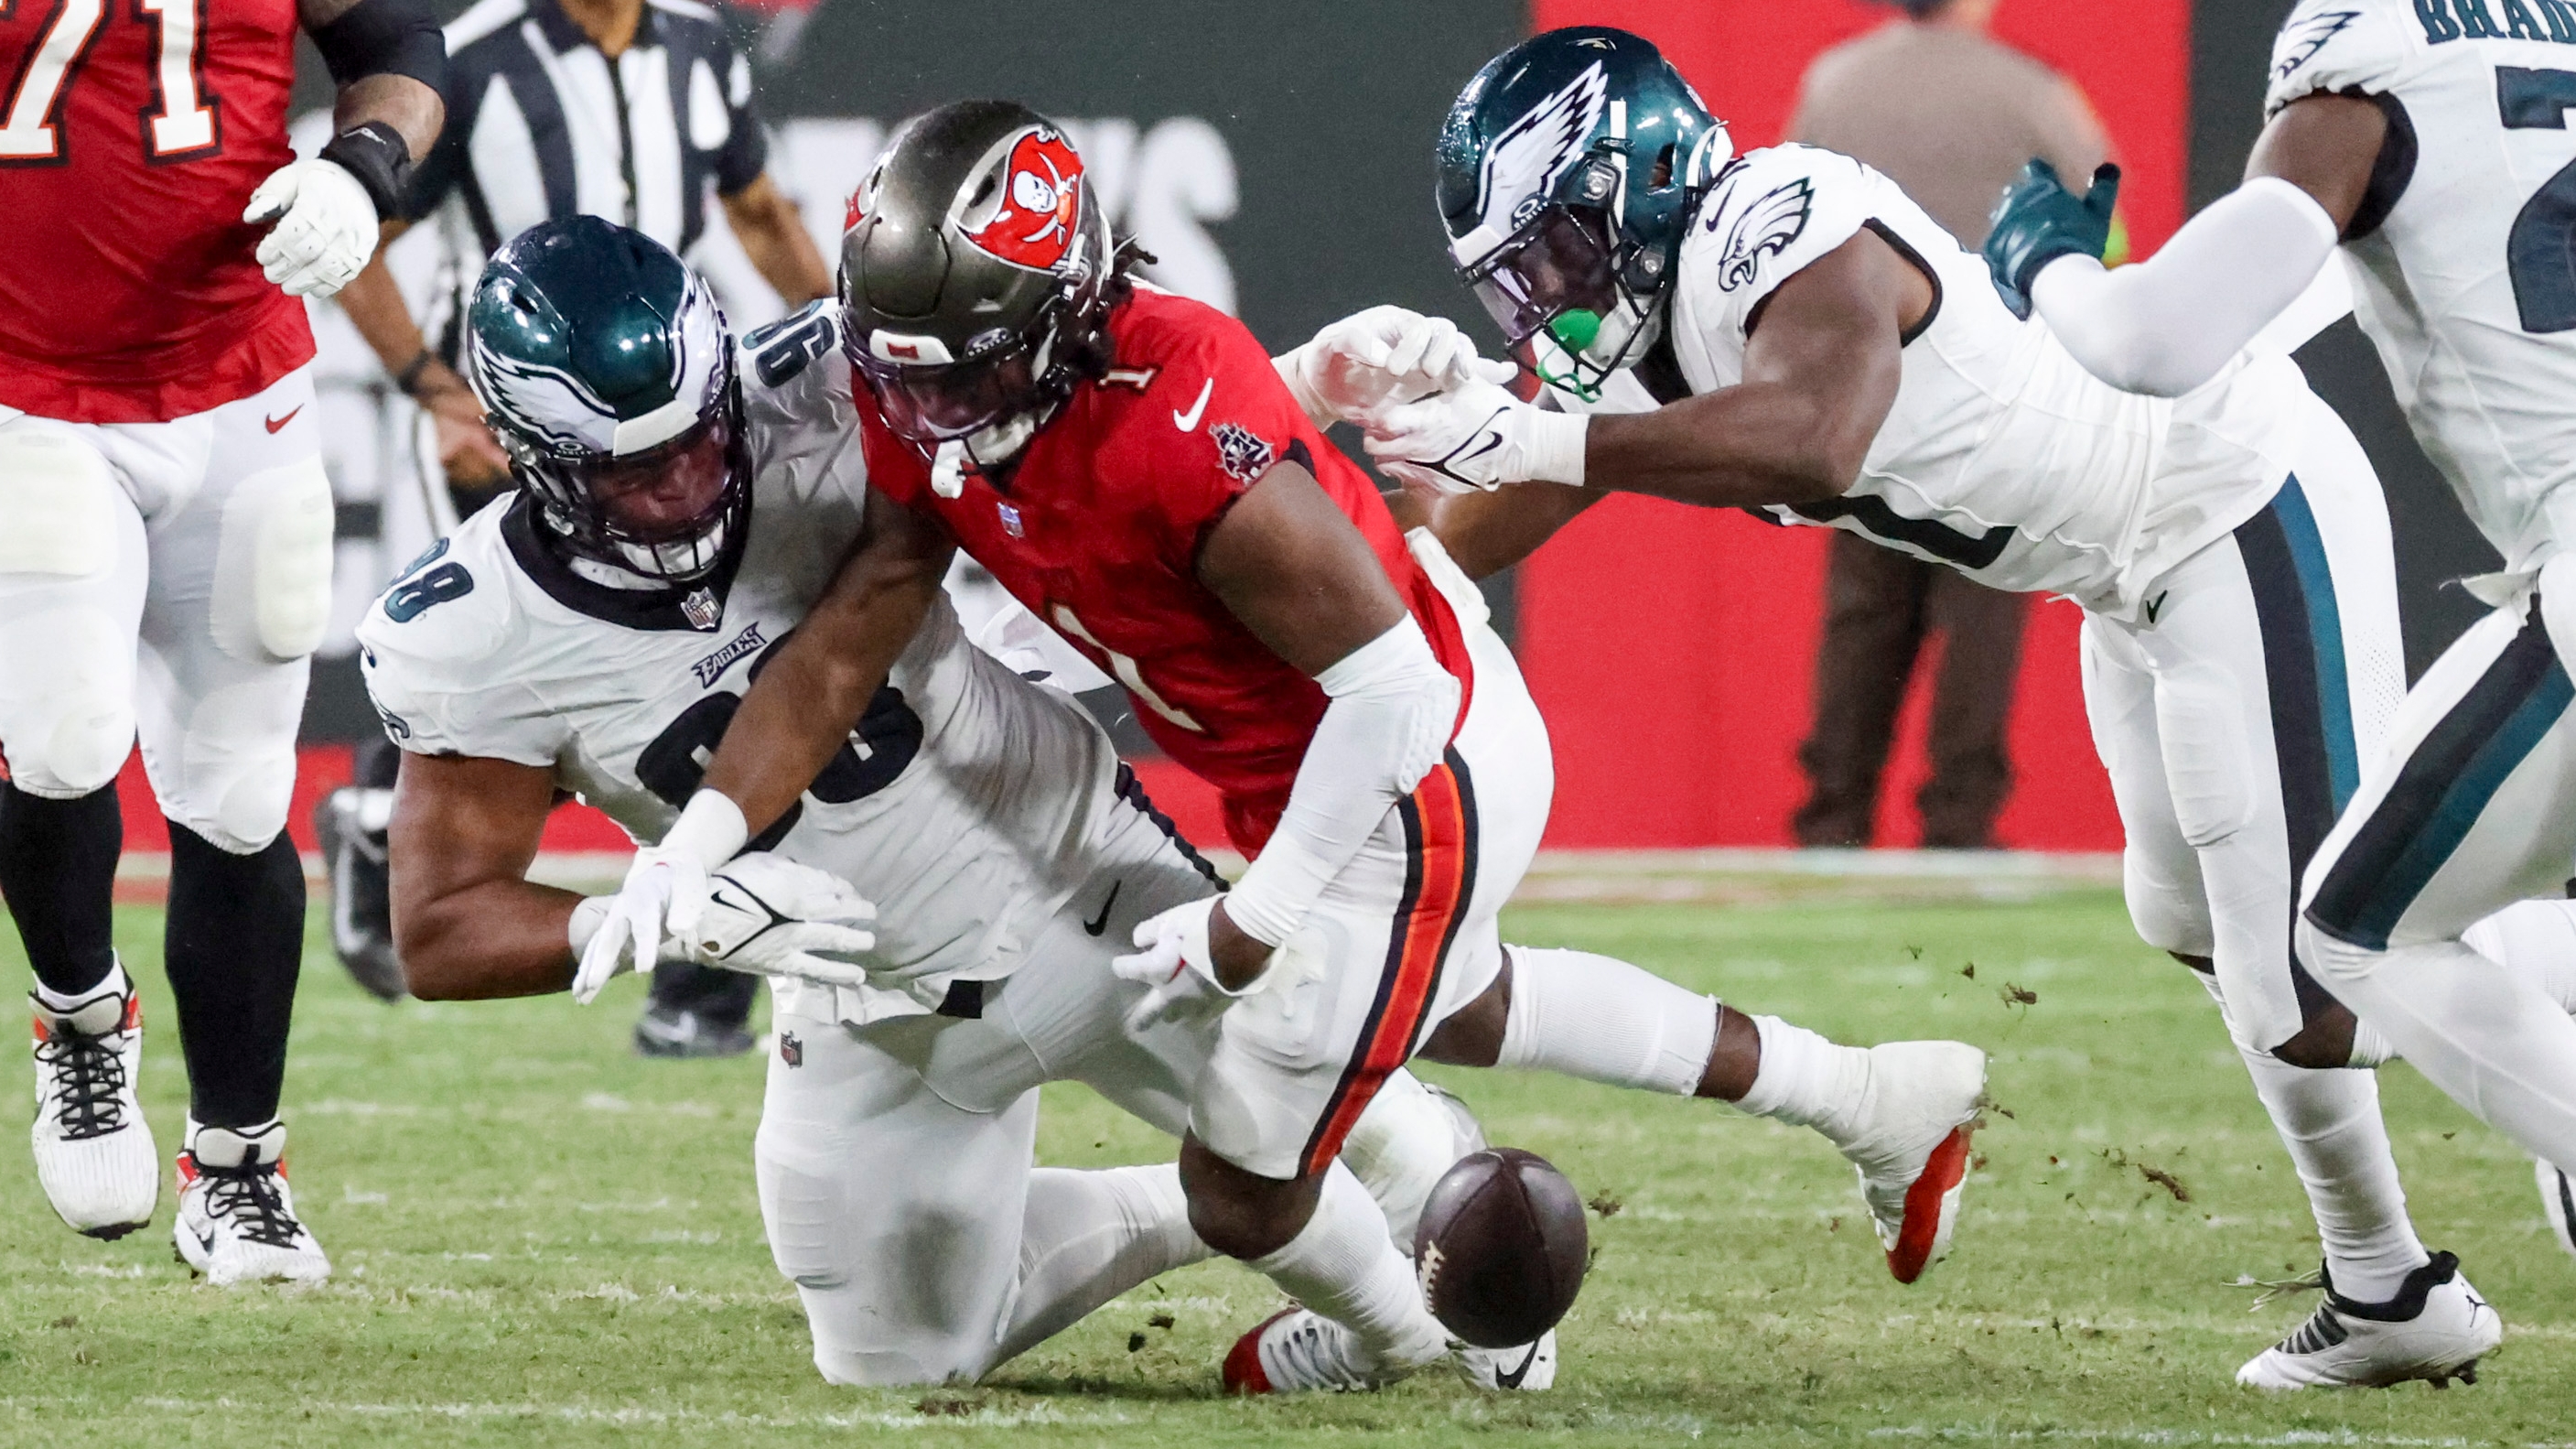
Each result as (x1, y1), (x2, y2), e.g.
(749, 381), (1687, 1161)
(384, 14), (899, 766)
(1711, 177), (1815, 293)
(1473, 60), (1609, 234)
(960, 126), (1086, 272)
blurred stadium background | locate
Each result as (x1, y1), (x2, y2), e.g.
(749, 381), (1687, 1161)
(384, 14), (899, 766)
(133, 0), (2491, 868)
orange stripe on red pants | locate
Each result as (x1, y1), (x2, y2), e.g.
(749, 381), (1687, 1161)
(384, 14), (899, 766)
(1297, 754), (1475, 1179)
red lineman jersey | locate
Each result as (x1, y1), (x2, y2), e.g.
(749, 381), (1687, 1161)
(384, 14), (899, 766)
(860, 289), (1474, 853)
(0, 0), (313, 423)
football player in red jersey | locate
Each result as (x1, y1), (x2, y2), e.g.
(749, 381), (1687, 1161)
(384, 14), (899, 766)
(0, 0), (442, 1280)
(579, 103), (1989, 1391)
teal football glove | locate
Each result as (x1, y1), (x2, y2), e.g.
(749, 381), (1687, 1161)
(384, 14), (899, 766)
(1984, 160), (2121, 320)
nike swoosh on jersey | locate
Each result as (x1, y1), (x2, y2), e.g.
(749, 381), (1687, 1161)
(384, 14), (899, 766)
(264, 406), (303, 434)
(1083, 880), (1124, 937)
(1173, 379), (1213, 432)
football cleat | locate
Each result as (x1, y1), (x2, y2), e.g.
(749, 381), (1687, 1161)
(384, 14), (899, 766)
(632, 1002), (756, 1058)
(173, 1120), (331, 1285)
(316, 786), (406, 1002)
(1223, 1308), (1393, 1394)
(2236, 1250), (2499, 1390)
(2541, 1160), (2575, 1258)
(1841, 1040), (1987, 1284)
(1458, 1330), (1557, 1390)
(30, 965), (158, 1238)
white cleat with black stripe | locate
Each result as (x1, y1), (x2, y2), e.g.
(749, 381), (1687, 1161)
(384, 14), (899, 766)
(29, 965), (158, 1239)
(2542, 1160), (2576, 1258)
(2236, 1251), (2499, 1390)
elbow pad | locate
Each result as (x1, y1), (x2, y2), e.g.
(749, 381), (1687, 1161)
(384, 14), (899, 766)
(311, 0), (447, 93)
(1224, 619), (1460, 948)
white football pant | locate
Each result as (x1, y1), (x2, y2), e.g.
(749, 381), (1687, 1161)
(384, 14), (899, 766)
(0, 368), (331, 851)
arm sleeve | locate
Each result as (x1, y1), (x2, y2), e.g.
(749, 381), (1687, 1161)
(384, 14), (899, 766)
(2028, 177), (2341, 397)
(1220, 618), (1461, 948)
(713, 48), (769, 196)
(2265, 0), (2416, 116)
(1678, 146), (1875, 342)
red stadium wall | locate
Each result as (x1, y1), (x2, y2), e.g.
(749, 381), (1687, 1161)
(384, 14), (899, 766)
(1515, 0), (2190, 849)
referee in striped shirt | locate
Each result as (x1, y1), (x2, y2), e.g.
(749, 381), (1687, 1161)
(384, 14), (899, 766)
(329, 0), (828, 1056)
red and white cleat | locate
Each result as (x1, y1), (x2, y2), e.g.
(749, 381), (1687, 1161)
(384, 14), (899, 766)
(30, 965), (157, 1239)
(1840, 1041), (1986, 1284)
(173, 1120), (330, 1285)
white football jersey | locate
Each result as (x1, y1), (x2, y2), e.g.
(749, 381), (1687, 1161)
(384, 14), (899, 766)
(1585, 144), (2316, 619)
(358, 308), (1123, 1013)
(2269, 0), (2576, 571)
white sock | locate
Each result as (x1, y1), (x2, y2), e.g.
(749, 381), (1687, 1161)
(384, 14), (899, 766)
(993, 1164), (1211, 1368)
(2238, 1049), (2428, 1302)
(2303, 924), (2576, 1168)
(1247, 1162), (1449, 1369)
(1735, 1013), (1873, 1148)
(33, 956), (126, 1014)
(1494, 946), (1717, 1096)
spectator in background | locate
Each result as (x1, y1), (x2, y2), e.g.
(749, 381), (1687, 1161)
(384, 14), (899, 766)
(320, 0), (832, 1057)
(1784, 0), (2111, 849)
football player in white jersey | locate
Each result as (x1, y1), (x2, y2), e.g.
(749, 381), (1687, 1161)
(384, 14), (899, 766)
(1336, 26), (2501, 1390)
(361, 218), (1519, 1387)
(1985, 0), (2576, 1291)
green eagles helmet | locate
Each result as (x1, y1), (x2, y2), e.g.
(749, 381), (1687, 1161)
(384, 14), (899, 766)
(466, 215), (747, 583)
(1437, 27), (1730, 400)
(838, 99), (1120, 470)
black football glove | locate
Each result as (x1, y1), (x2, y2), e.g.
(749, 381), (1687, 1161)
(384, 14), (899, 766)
(1983, 160), (2121, 320)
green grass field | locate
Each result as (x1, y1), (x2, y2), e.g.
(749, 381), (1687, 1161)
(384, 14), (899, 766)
(3, 887), (2571, 1447)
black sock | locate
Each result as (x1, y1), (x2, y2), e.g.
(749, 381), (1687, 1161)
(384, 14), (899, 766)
(164, 821), (304, 1129)
(0, 781), (121, 998)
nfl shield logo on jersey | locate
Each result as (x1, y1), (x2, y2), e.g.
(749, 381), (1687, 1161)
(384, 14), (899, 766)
(778, 1033), (803, 1068)
(997, 502), (1025, 538)
(682, 588), (722, 631)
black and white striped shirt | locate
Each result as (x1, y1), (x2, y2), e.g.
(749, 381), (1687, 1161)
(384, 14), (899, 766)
(408, 0), (769, 271)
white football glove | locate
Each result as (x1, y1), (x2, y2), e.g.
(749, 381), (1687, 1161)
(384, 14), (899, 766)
(1111, 897), (1266, 1033)
(1362, 377), (1590, 495)
(684, 854), (878, 989)
(1277, 306), (1518, 427)
(244, 158), (380, 299)
(572, 844), (712, 1004)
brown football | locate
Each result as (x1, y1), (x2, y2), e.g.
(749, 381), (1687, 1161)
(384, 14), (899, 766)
(1412, 1147), (1588, 1348)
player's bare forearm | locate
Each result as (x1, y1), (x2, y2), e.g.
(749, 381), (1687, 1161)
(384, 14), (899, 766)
(334, 74), (444, 162)
(340, 251), (431, 373)
(702, 494), (954, 835)
(1391, 481), (1603, 581)
(388, 752), (586, 1000)
(1587, 232), (1923, 510)
(721, 176), (833, 304)
(2247, 92), (2387, 235)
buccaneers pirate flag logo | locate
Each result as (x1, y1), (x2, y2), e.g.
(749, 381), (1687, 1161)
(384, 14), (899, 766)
(961, 126), (1085, 272)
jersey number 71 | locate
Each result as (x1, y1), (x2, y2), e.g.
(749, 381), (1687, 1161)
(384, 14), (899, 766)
(1, 0), (218, 165)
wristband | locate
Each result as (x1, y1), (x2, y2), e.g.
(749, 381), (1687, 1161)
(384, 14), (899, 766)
(663, 790), (750, 870)
(1529, 407), (1590, 487)
(393, 349), (437, 398)
(319, 120), (413, 222)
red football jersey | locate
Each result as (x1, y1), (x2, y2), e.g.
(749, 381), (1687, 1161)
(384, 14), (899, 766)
(861, 289), (1473, 853)
(0, 0), (313, 423)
